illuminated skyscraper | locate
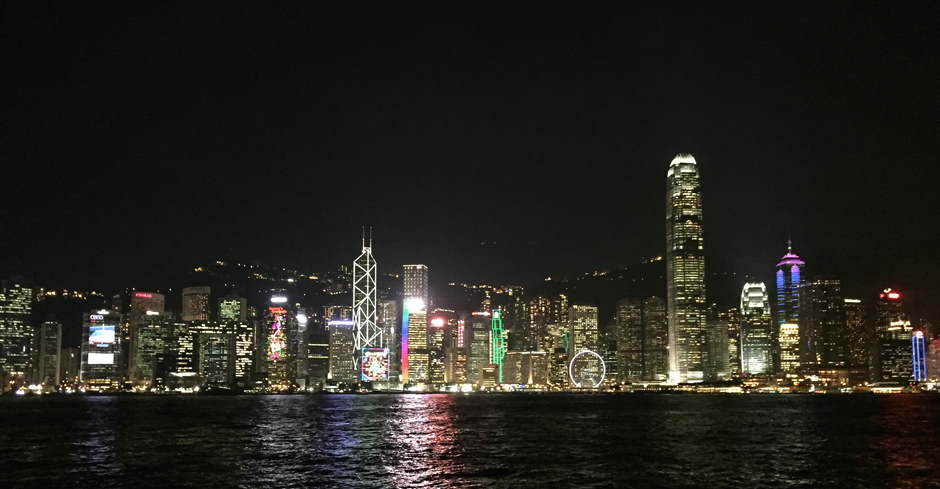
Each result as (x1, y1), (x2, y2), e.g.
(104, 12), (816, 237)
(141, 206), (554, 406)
(798, 278), (845, 367)
(128, 292), (165, 384)
(328, 319), (356, 383)
(872, 289), (914, 382)
(428, 314), (446, 384)
(912, 331), (926, 382)
(0, 277), (33, 384)
(615, 299), (643, 383)
(182, 287), (210, 322)
(490, 309), (507, 382)
(740, 283), (773, 375)
(401, 298), (428, 383)
(843, 299), (869, 367)
(134, 311), (174, 389)
(403, 265), (429, 312)
(218, 294), (247, 322)
(778, 323), (800, 374)
(643, 297), (669, 381)
(81, 310), (123, 391)
(705, 319), (730, 380)
(353, 234), (381, 372)
(568, 305), (599, 359)
(775, 241), (805, 324)
(377, 299), (399, 380)
(466, 312), (491, 383)
(666, 154), (706, 382)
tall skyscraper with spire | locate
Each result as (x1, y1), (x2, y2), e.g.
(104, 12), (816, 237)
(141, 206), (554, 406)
(353, 229), (381, 377)
(666, 154), (706, 383)
(775, 239), (805, 324)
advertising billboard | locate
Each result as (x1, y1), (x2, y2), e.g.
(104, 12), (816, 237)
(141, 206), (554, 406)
(361, 348), (390, 381)
(89, 325), (115, 345)
(87, 352), (114, 365)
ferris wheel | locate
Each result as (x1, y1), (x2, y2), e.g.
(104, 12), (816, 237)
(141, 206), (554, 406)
(568, 349), (606, 388)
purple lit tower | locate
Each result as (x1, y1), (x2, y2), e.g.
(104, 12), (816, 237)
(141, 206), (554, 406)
(775, 239), (805, 325)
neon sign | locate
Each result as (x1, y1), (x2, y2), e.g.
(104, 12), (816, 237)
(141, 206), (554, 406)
(361, 348), (390, 381)
(90, 315), (104, 321)
(135, 292), (152, 298)
(268, 313), (286, 361)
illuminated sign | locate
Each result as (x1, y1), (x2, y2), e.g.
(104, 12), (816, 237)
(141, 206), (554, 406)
(145, 311), (159, 315)
(271, 296), (288, 304)
(87, 352), (114, 365)
(472, 311), (491, 316)
(888, 292), (900, 299)
(405, 298), (425, 312)
(269, 307), (286, 314)
(90, 314), (104, 321)
(269, 313), (286, 361)
(431, 318), (445, 327)
(135, 292), (152, 298)
(361, 348), (390, 381)
(89, 325), (115, 345)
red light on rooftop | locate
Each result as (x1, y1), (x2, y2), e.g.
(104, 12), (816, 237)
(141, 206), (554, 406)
(879, 294), (885, 298)
(888, 292), (900, 300)
(135, 292), (152, 298)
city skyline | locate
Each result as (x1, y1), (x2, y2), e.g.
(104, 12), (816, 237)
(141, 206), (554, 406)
(1, 4), (938, 322)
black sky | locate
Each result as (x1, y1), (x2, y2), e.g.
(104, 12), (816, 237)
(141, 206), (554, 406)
(2, 2), (939, 316)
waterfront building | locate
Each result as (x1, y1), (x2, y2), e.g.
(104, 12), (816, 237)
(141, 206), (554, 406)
(928, 339), (940, 382)
(740, 283), (773, 375)
(843, 299), (869, 367)
(402, 298), (428, 383)
(134, 311), (174, 388)
(0, 277), (33, 385)
(60, 347), (80, 386)
(80, 310), (123, 391)
(428, 314), (446, 384)
(478, 363), (499, 388)
(705, 319), (730, 380)
(666, 154), (707, 383)
(466, 312), (490, 383)
(218, 294), (247, 322)
(502, 351), (549, 385)
(871, 289), (913, 382)
(181, 287), (211, 322)
(913, 331), (926, 382)
(490, 309), (507, 382)
(36, 320), (62, 386)
(377, 299), (399, 380)
(798, 278), (845, 367)
(778, 323), (800, 374)
(615, 299), (643, 383)
(328, 319), (356, 383)
(172, 320), (254, 388)
(643, 297), (669, 381)
(128, 292), (165, 384)
(568, 305), (599, 387)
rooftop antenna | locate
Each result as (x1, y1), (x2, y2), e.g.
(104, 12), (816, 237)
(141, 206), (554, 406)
(787, 231), (792, 254)
(368, 226), (372, 248)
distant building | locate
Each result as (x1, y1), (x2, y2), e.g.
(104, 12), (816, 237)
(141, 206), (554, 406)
(134, 311), (174, 389)
(478, 363), (499, 388)
(740, 283), (773, 375)
(377, 300), (399, 381)
(428, 314), (447, 384)
(568, 305), (599, 358)
(643, 297), (669, 381)
(81, 310), (123, 391)
(36, 321), (62, 386)
(871, 289), (913, 382)
(775, 241), (805, 325)
(328, 319), (356, 383)
(0, 277), (34, 385)
(172, 320), (254, 388)
(218, 295), (247, 322)
(402, 265), (429, 312)
(502, 351), (549, 385)
(778, 323), (800, 374)
(402, 298), (428, 384)
(705, 320), (730, 380)
(843, 299), (869, 367)
(466, 312), (491, 383)
(490, 310), (507, 382)
(666, 154), (707, 383)
(798, 278), (845, 367)
(912, 331), (926, 382)
(615, 299), (643, 383)
(181, 287), (211, 322)
(927, 339), (940, 382)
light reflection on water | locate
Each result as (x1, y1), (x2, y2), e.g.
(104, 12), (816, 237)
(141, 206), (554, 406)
(1, 394), (939, 488)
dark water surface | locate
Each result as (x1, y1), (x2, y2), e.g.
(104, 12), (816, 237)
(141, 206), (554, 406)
(2, 393), (939, 488)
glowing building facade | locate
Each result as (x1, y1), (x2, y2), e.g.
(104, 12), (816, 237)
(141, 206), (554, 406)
(36, 321), (62, 386)
(80, 310), (123, 391)
(568, 304), (599, 363)
(466, 312), (491, 383)
(798, 278), (845, 367)
(740, 283), (773, 375)
(0, 278), (33, 384)
(778, 323), (800, 374)
(402, 265), (429, 312)
(872, 289), (914, 382)
(666, 154), (707, 382)
(843, 299), (869, 367)
(182, 287), (211, 322)
(328, 319), (356, 383)
(401, 298), (428, 383)
(775, 242), (805, 324)
(218, 295), (247, 322)
(353, 236), (380, 371)
(912, 331), (926, 382)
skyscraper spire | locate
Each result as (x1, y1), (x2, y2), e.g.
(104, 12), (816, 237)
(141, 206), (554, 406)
(787, 233), (792, 254)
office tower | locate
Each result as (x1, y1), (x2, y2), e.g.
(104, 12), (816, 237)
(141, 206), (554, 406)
(798, 278), (845, 367)
(740, 283), (773, 375)
(642, 297), (669, 381)
(81, 310), (123, 391)
(912, 331), (926, 382)
(218, 294), (247, 322)
(264, 303), (298, 388)
(428, 315), (446, 384)
(843, 299), (869, 366)
(775, 241), (805, 324)
(666, 154), (707, 383)
(59, 347), (80, 386)
(324, 305), (353, 321)
(328, 319), (356, 383)
(128, 292), (165, 383)
(353, 235), (381, 373)
(568, 304), (599, 378)
(36, 321), (62, 386)
(615, 299), (643, 383)
(928, 339), (940, 382)
(502, 351), (549, 385)
(466, 312), (491, 383)
(182, 287), (211, 321)
(704, 320), (730, 380)
(401, 298), (428, 383)
(490, 309), (507, 382)
(134, 311), (174, 389)
(377, 299), (399, 380)
(872, 289), (913, 382)
(403, 264), (429, 312)
(778, 323), (800, 374)
(0, 278), (33, 384)
(307, 327), (330, 390)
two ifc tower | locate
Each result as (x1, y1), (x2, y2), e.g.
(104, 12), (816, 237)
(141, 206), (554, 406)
(353, 153), (707, 384)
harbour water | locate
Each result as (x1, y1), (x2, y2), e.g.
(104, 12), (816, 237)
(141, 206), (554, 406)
(2, 393), (938, 488)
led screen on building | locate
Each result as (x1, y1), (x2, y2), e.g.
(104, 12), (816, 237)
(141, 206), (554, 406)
(89, 325), (115, 345)
(87, 352), (115, 365)
(268, 308), (287, 361)
(361, 348), (390, 381)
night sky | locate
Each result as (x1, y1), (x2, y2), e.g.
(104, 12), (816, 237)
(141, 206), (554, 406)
(2, 3), (939, 316)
